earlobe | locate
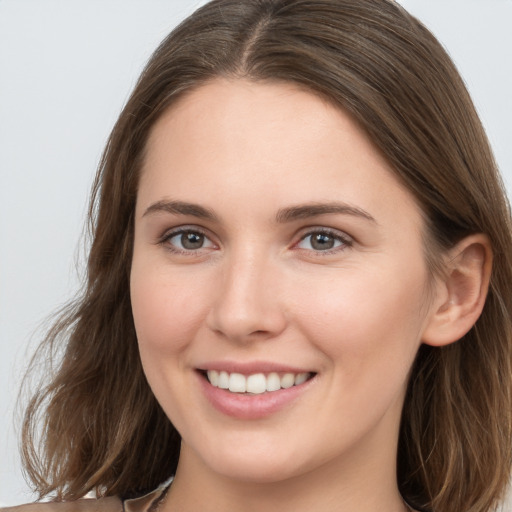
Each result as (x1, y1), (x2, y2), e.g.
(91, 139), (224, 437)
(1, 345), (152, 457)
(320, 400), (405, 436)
(422, 234), (492, 347)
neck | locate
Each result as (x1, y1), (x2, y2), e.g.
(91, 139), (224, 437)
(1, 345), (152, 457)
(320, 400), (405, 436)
(163, 430), (408, 512)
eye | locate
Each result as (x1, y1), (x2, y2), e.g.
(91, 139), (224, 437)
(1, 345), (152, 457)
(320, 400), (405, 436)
(296, 230), (351, 252)
(163, 229), (215, 253)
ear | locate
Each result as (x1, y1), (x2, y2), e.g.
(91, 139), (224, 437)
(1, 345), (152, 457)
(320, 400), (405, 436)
(422, 234), (492, 347)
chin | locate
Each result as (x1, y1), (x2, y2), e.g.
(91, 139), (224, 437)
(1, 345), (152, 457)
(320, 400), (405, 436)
(189, 436), (311, 484)
(212, 458), (302, 484)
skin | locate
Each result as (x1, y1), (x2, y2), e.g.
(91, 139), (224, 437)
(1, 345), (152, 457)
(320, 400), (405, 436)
(130, 78), (441, 512)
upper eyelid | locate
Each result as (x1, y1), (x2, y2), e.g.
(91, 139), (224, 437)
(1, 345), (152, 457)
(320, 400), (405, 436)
(157, 225), (217, 250)
(158, 227), (218, 257)
(296, 226), (353, 241)
(160, 225), (211, 240)
(292, 227), (354, 254)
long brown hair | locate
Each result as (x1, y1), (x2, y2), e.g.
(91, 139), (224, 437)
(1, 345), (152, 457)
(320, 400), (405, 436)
(22, 1), (512, 510)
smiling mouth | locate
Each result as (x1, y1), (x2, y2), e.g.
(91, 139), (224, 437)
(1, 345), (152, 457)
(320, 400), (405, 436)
(201, 370), (316, 395)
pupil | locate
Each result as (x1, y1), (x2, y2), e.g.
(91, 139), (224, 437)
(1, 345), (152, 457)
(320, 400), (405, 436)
(311, 233), (334, 250)
(182, 232), (204, 250)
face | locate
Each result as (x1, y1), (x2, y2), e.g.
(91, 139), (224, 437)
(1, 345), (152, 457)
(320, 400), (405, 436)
(131, 79), (437, 485)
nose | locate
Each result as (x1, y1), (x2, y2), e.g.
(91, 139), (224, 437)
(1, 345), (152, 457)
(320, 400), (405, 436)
(206, 251), (288, 343)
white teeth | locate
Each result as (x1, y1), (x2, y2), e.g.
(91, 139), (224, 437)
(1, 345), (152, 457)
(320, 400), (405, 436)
(229, 373), (246, 393)
(295, 373), (308, 385)
(207, 370), (219, 386)
(246, 373), (267, 394)
(280, 373), (295, 389)
(266, 372), (281, 392)
(206, 370), (311, 394)
(218, 371), (229, 389)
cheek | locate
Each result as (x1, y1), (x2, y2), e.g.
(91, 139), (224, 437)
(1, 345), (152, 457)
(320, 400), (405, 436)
(291, 259), (429, 376)
(130, 263), (209, 355)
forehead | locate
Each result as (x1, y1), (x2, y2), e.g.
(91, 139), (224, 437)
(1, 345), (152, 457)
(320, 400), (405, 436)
(138, 78), (421, 229)
(145, 78), (371, 157)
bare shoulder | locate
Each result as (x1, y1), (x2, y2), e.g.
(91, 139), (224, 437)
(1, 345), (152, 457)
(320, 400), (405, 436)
(0, 497), (122, 512)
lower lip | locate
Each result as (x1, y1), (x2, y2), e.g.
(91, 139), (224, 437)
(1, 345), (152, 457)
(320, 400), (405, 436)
(198, 372), (315, 420)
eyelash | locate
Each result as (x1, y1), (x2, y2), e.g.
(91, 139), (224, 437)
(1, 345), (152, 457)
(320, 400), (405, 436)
(158, 226), (216, 256)
(294, 228), (353, 255)
(158, 226), (353, 256)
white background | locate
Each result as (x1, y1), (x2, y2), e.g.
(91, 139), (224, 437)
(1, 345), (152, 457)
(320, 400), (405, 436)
(1, 0), (511, 507)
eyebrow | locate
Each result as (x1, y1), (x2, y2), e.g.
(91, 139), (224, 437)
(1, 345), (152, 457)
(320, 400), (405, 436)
(142, 200), (218, 221)
(142, 199), (375, 224)
(275, 202), (376, 223)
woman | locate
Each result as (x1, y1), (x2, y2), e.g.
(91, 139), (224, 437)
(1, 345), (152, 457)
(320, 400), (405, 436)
(7, 0), (512, 511)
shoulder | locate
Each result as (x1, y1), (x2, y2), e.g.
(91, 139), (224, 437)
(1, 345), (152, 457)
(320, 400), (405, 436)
(1, 477), (172, 512)
(0, 497), (122, 512)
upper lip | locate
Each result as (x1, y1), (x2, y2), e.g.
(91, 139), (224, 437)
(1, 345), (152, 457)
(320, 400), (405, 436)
(196, 360), (314, 375)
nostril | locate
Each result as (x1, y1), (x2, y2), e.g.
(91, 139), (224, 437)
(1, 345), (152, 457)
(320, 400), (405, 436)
(205, 277), (288, 342)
